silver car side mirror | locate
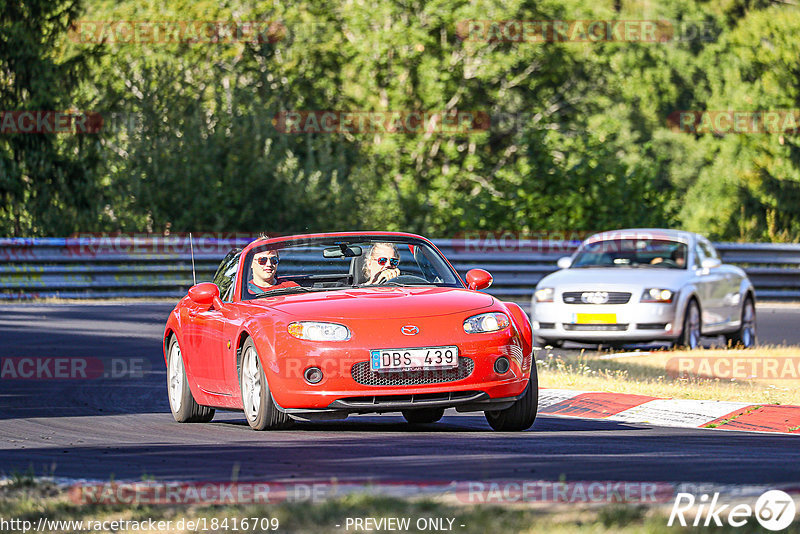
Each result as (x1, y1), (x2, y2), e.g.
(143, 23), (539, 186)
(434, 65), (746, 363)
(701, 258), (721, 270)
(556, 257), (572, 269)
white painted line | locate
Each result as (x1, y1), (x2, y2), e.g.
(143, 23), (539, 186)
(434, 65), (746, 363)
(537, 389), (586, 409)
(609, 399), (753, 427)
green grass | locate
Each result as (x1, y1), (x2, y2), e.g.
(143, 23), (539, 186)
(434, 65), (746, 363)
(703, 406), (761, 428)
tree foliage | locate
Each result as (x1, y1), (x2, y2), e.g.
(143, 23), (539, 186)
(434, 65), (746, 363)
(1, 0), (799, 241)
(0, 0), (103, 235)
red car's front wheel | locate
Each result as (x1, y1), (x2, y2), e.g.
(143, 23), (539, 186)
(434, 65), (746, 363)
(239, 339), (292, 430)
(484, 363), (538, 431)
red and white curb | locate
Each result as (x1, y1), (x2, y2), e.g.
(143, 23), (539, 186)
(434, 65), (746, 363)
(539, 389), (800, 434)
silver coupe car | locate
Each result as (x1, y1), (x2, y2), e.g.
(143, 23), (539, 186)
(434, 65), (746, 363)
(531, 229), (756, 349)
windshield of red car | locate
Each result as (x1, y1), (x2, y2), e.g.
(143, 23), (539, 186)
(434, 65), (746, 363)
(241, 237), (462, 299)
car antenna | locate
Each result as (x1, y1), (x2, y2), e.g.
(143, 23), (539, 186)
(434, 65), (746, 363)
(190, 232), (197, 285)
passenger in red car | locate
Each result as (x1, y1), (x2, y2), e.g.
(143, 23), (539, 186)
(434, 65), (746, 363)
(248, 249), (299, 294)
(363, 242), (401, 284)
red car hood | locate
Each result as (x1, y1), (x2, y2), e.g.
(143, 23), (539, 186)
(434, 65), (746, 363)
(247, 286), (495, 320)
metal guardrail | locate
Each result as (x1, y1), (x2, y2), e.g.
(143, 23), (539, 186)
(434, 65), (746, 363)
(1, 236), (799, 301)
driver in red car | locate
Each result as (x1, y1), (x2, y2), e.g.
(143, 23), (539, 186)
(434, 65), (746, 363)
(363, 242), (401, 284)
(248, 249), (300, 294)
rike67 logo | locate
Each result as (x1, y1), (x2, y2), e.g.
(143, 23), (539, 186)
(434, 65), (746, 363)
(669, 490), (796, 530)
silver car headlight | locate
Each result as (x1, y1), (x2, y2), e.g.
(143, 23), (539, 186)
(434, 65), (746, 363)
(641, 288), (674, 303)
(534, 287), (554, 303)
(288, 322), (351, 341)
(463, 312), (510, 334)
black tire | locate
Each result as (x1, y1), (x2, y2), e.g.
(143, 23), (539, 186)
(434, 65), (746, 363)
(726, 296), (757, 348)
(239, 339), (292, 430)
(676, 299), (701, 350)
(485, 363), (538, 431)
(166, 335), (215, 423)
(402, 408), (444, 424)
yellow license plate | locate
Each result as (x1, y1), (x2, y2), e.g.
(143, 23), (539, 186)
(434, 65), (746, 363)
(575, 313), (617, 324)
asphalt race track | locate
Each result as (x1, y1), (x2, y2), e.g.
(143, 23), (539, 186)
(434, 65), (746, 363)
(1, 302), (799, 486)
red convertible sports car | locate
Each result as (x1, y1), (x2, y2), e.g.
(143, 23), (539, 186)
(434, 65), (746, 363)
(163, 232), (537, 431)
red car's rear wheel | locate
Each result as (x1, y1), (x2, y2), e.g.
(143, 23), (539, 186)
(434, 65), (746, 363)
(166, 335), (214, 423)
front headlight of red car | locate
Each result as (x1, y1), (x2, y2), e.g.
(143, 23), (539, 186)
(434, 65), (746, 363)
(288, 321), (351, 341)
(463, 312), (510, 334)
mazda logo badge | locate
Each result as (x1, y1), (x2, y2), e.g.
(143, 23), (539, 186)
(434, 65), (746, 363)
(581, 291), (609, 304)
(401, 325), (419, 335)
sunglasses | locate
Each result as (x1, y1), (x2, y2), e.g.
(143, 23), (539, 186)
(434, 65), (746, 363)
(256, 256), (279, 266)
(375, 257), (400, 267)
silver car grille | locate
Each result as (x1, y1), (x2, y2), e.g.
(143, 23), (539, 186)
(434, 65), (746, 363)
(562, 291), (632, 304)
(351, 357), (474, 386)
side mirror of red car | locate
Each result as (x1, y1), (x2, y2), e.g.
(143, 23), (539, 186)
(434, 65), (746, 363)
(188, 282), (223, 309)
(466, 269), (493, 291)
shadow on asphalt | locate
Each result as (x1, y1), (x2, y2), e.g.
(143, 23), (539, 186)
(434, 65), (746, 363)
(2, 414), (799, 484)
(209, 412), (645, 434)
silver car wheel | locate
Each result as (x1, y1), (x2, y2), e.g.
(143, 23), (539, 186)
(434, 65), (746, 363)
(168, 341), (184, 413)
(741, 299), (756, 348)
(686, 302), (701, 350)
(242, 346), (262, 422)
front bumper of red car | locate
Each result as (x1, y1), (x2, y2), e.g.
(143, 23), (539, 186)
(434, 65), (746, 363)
(261, 327), (533, 417)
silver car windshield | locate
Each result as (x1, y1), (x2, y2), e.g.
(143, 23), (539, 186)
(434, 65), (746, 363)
(572, 239), (688, 269)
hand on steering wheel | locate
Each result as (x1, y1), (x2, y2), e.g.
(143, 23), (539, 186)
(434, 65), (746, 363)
(369, 267), (400, 284)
